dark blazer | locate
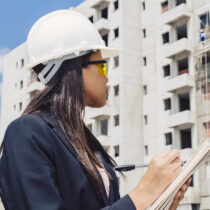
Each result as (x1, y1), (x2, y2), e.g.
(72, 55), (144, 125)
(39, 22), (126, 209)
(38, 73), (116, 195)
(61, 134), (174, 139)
(0, 112), (136, 210)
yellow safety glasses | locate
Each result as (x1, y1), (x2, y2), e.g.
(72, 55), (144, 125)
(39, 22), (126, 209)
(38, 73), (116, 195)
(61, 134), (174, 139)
(82, 60), (108, 78)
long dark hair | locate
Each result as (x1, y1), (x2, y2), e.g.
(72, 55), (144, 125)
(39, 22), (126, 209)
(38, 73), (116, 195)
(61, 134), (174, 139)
(0, 52), (124, 202)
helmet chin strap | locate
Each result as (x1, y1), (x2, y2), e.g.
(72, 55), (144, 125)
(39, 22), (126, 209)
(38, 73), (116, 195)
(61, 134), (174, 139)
(38, 50), (93, 84)
(38, 59), (63, 84)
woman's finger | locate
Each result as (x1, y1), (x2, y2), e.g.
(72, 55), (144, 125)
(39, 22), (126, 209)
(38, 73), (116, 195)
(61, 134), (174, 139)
(171, 161), (182, 175)
(180, 185), (187, 193)
(169, 191), (181, 210)
(165, 149), (181, 164)
(179, 194), (184, 202)
(169, 178), (191, 210)
(180, 177), (192, 192)
(187, 177), (192, 184)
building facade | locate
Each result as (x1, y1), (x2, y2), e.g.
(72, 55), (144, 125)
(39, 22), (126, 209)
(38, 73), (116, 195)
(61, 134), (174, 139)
(0, 0), (210, 209)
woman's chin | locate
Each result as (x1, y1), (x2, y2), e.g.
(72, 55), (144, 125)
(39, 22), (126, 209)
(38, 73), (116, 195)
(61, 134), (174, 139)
(96, 101), (106, 108)
(86, 101), (106, 108)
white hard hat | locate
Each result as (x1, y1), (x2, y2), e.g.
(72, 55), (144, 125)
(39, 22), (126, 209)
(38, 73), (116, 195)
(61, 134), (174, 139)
(26, 9), (120, 84)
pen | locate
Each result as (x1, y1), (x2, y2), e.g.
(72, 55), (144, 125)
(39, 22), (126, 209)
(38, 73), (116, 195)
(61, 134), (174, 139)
(115, 161), (186, 172)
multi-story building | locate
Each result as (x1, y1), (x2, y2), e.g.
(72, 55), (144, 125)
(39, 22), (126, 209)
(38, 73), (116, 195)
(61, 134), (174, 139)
(0, 0), (209, 209)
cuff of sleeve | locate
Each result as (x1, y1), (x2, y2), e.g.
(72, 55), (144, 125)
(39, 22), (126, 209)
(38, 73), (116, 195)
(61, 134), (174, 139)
(123, 194), (136, 210)
(113, 194), (136, 210)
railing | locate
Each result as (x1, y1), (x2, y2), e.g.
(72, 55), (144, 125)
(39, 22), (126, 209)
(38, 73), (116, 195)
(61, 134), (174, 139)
(178, 69), (189, 75)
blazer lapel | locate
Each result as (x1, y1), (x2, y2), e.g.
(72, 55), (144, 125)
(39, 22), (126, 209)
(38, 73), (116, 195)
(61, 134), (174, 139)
(32, 112), (116, 206)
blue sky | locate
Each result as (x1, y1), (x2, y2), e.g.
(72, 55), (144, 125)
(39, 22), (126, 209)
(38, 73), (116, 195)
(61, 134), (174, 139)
(0, 0), (84, 117)
(0, 0), (84, 50)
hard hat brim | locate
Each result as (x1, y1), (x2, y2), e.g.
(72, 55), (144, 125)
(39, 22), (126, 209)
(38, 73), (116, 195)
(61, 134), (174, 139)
(26, 46), (120, 70)
(99, 47), (120, 59)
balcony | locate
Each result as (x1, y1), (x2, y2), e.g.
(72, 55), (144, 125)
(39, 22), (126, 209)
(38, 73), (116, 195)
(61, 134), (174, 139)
(88, 0), (110, 9)
(94, 18), (111, 34)
(27, 80), (44, 94)
(180, 148), (193, 162)
(165, 73), (194, 93)
(97, 135), (111, 146)
(166, 110), (196, 129)
(164, 38), (191, 59)
(162, 3), (191, 26)
(86, 106), (111, 120)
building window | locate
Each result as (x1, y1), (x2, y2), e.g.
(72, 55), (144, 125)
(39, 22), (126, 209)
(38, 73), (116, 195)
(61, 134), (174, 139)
(143, 85), (147, 95)
(180, 128), (192, 149)
(114, 115), (119, 126)
(200, 12), (210, 29)
(164, 98), (171, 110)
(19, 102), (22, 111)
(101, 7), (108, 19)
(87, 124), (92, 132)
(102, 34), (108, 46)
(14, 104), (16, 111)
(114, 145), (120, 157)
(100, 119), (108, 135)
(191, 203), (200, 210)
(178, 57), (189, 75)
(201, 53), (210, 65)
(89, 16), (94, 23)
(143, 57), (147, 66)
(144, 145), (148, 156)
(144, 115), (148, 125)
(114, 0), (119, 10)
(165, 132), (172, 145)
(176, 24), (187, 40)
(16, 62), (18, 68)
(163, 64), (170, 77)
(176, 0), (186, 6)
(143, 28), (146, 38)
(114, 56), (119, 68)
(178, 92), (190, 111)
(189, 175), (194, 187)
(162, 32), (169, 44)
(114, 85), (119, 96)
(161, 1), (168, 13)
(20, 80), (23, 89)
(142, 1), (146, 10)
(21, 59), (24, 67)
(114, 28), (119, 39)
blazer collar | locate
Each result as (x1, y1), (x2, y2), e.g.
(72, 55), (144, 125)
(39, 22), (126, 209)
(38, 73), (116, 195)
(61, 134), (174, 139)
(32, 112), (77, 159)
(32, 111), (115, 206)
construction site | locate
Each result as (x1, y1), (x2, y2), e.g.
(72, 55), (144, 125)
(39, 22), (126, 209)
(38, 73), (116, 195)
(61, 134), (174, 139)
(0, 0), (210, 209)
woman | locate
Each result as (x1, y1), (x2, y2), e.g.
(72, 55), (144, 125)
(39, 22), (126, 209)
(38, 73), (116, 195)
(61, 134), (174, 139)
(0, 10), (191, 210)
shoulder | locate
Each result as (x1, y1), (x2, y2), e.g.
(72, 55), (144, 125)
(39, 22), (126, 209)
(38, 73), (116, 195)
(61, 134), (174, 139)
(3, 113), (53, 150)
(7, 113), (47, 131)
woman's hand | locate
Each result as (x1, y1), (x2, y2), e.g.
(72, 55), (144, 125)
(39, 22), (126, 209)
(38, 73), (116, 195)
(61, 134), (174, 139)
(168, 177), (192, 210)
(128, 149), (182, 210)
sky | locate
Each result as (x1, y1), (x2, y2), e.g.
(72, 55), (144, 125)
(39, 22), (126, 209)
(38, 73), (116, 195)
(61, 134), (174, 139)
(0, 0), (84, 117)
